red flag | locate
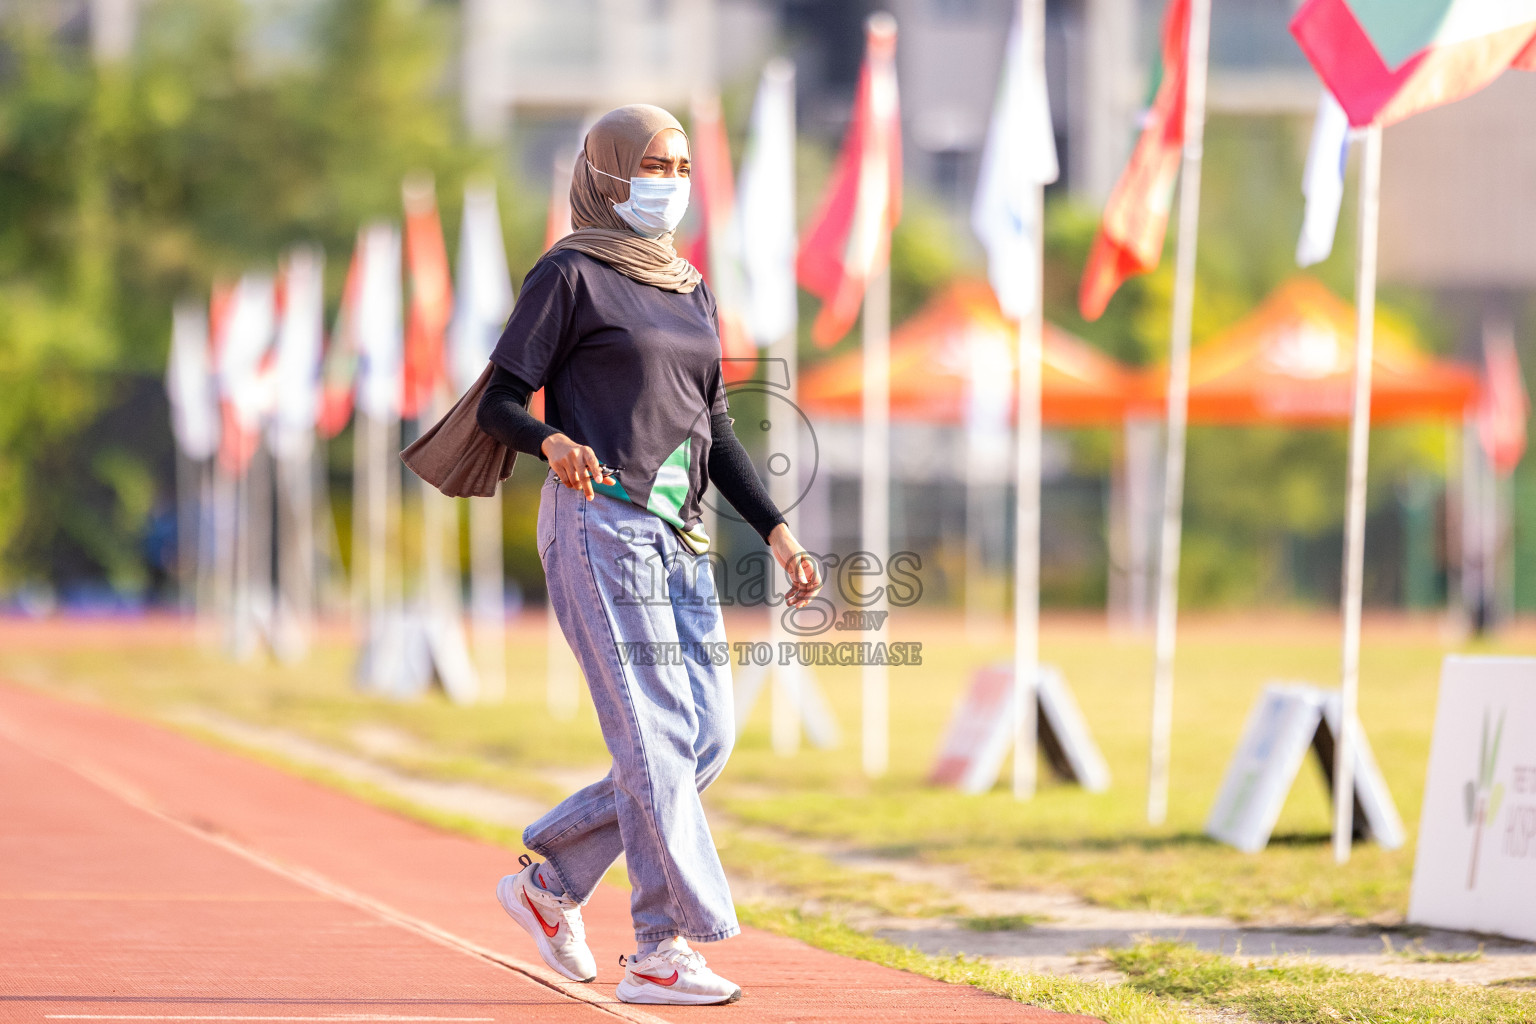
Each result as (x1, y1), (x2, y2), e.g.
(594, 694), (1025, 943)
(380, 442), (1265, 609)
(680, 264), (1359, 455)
(213, 276), (277, 475)
(401, 176), (453, 420)
(209, 281), (250, 473)
(1078, 0), (1189, 322)
(796, 13), (901, 348)
(1478, 320), (1528, 476)
(686, 93), (756, 381)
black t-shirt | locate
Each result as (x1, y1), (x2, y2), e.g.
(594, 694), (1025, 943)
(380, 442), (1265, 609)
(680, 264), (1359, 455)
(489, 250), (727, 535)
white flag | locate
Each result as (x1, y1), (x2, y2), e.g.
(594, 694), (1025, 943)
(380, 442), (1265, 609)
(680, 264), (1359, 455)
(736, 59), (798, 347)
(217, 274), (278, 433)
(355, 222), (403, 422)
(449, 183), (515, 394)
(1296, 90), (1350, 268)
(965, 325), (1015, 457)
(270, 245), (325, 458)
(166, 301), (220, 461)
(972, 10), (1058, 322)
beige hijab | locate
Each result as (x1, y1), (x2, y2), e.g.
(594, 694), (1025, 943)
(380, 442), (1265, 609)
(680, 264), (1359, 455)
(402, 104), (698, 496)
(545, 104), (703, 294)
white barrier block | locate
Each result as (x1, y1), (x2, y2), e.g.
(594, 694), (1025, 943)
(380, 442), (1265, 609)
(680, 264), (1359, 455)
(1409, 656), (1536, 942)
(1206, 683), (1402, 854)
(929, 664), (1110, 794)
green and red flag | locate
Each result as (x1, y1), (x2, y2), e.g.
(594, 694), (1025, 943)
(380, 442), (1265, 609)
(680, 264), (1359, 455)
(1290, 0), (1536, 127)
(1077, 0), (1189, 321)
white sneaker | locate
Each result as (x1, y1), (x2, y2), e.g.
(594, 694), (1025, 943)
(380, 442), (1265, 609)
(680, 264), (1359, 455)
(615, 937), (742, 1005)
(496, 855), (596, 982)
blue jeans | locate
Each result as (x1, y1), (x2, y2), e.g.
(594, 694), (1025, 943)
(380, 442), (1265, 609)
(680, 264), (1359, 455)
(522, 471), (739, 945)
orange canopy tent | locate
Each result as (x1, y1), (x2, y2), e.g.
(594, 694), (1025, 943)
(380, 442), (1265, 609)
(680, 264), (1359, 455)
(1139, 277), (1477, 424)
(797, 281), (1137, 426)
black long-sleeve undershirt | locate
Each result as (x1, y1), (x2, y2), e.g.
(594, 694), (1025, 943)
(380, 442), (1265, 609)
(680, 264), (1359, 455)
(476, 364), (787, 544)
(476, 365), (560, 457)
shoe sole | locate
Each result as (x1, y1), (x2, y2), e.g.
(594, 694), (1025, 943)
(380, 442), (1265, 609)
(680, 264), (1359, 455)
(615, 979), (742, 1006)
(495, 874), (596, 983)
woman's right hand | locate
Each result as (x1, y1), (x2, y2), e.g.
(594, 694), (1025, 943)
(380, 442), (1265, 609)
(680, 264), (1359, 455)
(542, 433), (615, 500)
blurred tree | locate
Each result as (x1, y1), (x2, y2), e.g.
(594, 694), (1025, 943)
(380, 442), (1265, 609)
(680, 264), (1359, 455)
(0, 0), (530, 598)
(0, 10), (1474, 610)
(1042, 114), (1453, 607)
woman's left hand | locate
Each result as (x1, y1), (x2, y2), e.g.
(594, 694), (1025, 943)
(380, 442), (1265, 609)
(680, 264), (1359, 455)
(767, 524), (822, 609)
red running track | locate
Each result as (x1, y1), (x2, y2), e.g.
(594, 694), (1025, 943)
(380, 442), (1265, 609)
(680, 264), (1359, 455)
(0, 682), (1101, 1024)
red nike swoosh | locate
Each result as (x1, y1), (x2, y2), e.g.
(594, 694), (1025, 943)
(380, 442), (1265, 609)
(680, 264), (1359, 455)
(634, 970), (679, 987)
(522, 889), (561, 938)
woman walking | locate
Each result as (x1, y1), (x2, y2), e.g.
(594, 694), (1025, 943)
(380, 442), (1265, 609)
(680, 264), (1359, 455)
(470, 104), (820, 1006)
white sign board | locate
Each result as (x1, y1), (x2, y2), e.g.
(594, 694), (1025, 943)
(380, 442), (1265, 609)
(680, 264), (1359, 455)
(929, 664), (1110, 793)
(1409, 656), (1536, 942)
(356, 608), (480, 704)
(1206, 684), (1403, 854)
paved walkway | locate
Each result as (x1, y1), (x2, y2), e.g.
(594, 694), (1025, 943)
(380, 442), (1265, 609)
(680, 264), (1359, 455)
(0, 683), (1100, 1024)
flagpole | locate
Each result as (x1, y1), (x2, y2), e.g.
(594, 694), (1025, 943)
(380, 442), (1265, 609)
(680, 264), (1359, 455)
(364, 411), (388, 683)
(383, 409), (401, 658)
(762, 57), (802, 757)
(454, 182), (512, 701)
(196, 457), (218, 641)
(861, 262), (891, 779)
(174, 446), (196, 615)
(230, 455), (254, 660)
(1012, 0), (1047, 801)
(419, 418), (449, 622)
(1335, 122), (1382, 864)
(1460, 410), (1478, 631)
(770, 321), (802, 756)
(250, 443), (275, 658)
(1147, 0), (1211, 826)
(274, 440), (315, 662)
(213, 460), (237, 650)
(469, 492), (506, 701)
(351, 414), (368, 635)
(314, 444), (344, 618)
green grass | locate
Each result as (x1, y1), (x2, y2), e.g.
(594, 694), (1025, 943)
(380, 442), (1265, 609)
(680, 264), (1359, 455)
(714, 829), (961, 918)
(961, 913), (1045, 931)
(737, 905), (1197, 1024)
(8, 616), (1529, 1024)
(1381, 934), (1484, 963)
(1108, 939), (1536, 1023)
(1, 612), (1524, 925)
(713, 614), (1522, 923)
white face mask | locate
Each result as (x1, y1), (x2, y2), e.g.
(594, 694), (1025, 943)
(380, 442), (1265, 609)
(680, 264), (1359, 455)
(589, 160), (691, 239)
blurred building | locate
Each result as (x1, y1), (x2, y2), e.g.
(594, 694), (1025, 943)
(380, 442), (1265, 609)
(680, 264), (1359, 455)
(781, 0), (1317, 205)
(459, 0), (721, 140)
(1380, 74), (1536, 295)
(0, 0), (137, 57)
(455, 0), (1320, 207)
(25, 0), (1331, 207)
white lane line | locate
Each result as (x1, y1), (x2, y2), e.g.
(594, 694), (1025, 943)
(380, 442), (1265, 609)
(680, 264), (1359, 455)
(0, 718), (669, 1024)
